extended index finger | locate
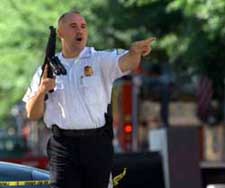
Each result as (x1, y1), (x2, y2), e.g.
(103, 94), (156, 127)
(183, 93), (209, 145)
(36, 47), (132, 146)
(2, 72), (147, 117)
(136, 37), (156, 46)
(42, 64), (48, 78)
(145, 37), (156, 44)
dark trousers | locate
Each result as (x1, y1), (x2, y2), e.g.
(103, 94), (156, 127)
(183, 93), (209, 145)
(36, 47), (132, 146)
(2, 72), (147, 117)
(47, 126), (113, 188)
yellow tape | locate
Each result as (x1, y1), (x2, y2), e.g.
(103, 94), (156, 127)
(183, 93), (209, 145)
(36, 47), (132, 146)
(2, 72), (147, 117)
(0, 180), (51, 187)
(113, 168), (127, 186)
(0, 168), (127, 187)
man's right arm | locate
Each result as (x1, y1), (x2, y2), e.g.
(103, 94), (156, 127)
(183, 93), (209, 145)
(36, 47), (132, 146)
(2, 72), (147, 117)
(26, 89), (47, 120)
(25, 65), (55, 120)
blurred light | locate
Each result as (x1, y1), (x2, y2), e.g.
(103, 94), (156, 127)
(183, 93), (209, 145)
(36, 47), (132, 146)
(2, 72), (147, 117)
(8, 127), (16, 136)
(123, 123), (132, 134)
(5, 141), (14, 151)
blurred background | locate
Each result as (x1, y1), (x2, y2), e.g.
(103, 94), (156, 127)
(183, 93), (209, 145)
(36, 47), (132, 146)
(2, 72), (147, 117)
(0, 0), (224, 180)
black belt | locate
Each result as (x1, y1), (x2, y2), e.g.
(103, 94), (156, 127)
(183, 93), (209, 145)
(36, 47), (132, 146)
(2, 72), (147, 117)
(52, 124), (106, 137)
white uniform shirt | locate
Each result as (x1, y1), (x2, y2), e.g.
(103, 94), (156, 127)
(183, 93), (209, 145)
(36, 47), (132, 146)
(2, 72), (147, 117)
(23, 47), (129, 130)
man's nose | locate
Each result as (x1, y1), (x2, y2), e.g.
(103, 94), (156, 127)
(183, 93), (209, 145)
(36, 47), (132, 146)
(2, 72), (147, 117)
(75, 27), (82, 33)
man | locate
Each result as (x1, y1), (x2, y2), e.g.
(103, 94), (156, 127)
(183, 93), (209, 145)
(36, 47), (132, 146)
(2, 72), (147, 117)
(23, 11), (155, 188)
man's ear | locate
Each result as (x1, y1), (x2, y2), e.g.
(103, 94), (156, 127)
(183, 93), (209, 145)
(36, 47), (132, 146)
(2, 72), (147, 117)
(57, 28), (62, 39)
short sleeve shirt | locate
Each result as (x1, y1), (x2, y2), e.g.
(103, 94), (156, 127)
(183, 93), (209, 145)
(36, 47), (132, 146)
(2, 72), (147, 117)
(23, 47), (129, 130)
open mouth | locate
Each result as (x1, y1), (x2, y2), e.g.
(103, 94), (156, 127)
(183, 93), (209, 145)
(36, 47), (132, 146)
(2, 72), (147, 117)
(76, 37), (83, 42)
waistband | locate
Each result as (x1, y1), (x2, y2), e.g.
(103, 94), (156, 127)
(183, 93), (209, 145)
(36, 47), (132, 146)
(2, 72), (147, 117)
(52, 124), (106, 137)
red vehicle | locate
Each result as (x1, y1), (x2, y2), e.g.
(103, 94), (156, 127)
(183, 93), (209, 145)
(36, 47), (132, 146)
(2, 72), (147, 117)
(112, 62), (173, 152)
(113, 77), (134, 152)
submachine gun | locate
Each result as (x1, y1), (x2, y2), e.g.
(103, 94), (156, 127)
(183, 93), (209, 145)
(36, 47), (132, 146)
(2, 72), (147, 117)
(41, 26), (67, 96)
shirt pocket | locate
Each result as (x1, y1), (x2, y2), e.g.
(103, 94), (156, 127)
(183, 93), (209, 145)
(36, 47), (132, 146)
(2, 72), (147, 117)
(81, 76), (102, 105)
(49, 79), (64, 102)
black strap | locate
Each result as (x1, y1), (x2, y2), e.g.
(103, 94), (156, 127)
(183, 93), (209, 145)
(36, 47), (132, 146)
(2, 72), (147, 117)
(104, 103), (114, 139)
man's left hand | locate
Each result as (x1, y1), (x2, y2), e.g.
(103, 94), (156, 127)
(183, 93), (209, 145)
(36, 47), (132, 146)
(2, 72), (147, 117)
(130, 37), (156, 57)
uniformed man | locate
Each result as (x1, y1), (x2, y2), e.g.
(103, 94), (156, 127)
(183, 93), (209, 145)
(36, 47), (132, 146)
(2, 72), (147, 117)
(23, 11), (155, 188)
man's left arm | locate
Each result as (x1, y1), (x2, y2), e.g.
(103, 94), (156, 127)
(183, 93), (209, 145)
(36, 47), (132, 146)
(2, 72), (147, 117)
(119, 37), (155, 73)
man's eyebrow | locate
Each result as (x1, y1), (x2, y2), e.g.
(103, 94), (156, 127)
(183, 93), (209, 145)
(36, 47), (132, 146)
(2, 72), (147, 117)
(69, 22), (86, 26)
(69, 23), (78, 25)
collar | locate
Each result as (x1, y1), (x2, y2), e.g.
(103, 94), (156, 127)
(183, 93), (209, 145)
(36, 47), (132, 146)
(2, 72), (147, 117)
(57, 47), (95, 60)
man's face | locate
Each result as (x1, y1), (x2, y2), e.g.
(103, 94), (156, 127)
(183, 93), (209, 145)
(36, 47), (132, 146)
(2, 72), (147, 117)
(58, 13), (88, 51)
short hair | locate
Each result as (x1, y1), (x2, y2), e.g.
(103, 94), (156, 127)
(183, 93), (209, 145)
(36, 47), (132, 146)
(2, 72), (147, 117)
(58, 10), (81, 25)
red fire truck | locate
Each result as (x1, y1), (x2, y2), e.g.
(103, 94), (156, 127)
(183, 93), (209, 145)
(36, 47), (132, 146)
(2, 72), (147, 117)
(112, 62), (173, 152)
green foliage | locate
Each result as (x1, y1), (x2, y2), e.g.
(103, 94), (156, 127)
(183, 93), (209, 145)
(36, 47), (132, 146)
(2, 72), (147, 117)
(0, 0), (224, 124)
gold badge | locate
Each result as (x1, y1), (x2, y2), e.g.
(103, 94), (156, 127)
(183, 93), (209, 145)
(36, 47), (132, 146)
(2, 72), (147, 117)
(84, 65), (94, 76)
